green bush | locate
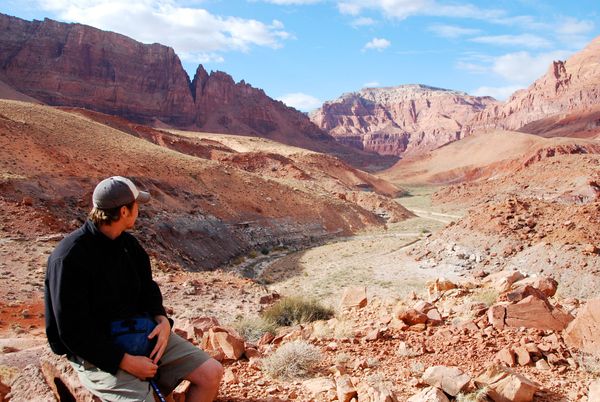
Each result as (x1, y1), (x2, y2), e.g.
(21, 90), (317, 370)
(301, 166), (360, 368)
(262, 296), (334, 327)
(233, 316), (278, 343)
(262, 340), (321, 379)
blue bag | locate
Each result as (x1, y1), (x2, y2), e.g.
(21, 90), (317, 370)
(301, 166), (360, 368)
(109, 315), (157, 357)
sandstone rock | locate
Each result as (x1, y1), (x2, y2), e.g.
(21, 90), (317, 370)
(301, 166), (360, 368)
(259, 292), (281, 304)
(488, 304), (507, 331)
(39, 353), (98, 401)
(512, 277), (558, 298)
(396, 308), (428, 325)
(427, 278), (457, 295)
(414, 300), (435, 313)
(336, 375), (357, 402)
(494, 347), (515, 367)
(514, 347), (531, 366)
(588, 379), (600, 401)
(171, 381), (191, 402)
(506, 285), (548, 303)
(355, 380), (398, 402)
(535, 359), (551, 371)
(6, 364), (55, 401)
(407, 387), (450, 402)
(564, 298), (600, 357)
(302, 377), (336, 397)
(487, 271), (525, 293)
(426, 308), (443, 325)
(201, 326), (245, 360)
(422, 365), (470, 396)
(475, 364), (539, 402)
(505, 295), (573, 331)
(340, 286), (368, 309)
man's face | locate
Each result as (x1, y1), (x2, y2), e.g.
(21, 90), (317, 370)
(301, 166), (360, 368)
(122, 201), (139, 229)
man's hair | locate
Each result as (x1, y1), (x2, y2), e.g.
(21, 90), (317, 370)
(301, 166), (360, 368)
(89, 202), (135, 226)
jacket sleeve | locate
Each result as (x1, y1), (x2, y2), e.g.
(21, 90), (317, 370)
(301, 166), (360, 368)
(131, 238), (169, 323)
(47, 252), (124, 374)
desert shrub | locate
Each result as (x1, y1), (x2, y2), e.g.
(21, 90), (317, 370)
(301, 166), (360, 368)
(248, 250), (258, 258)
(456, 387), (490, 402)
(261, 247), (270, 255)
(233, 316), (278, 343)
(262, 296), (334, 327)
(471, 288), (499, 307)
(232, 256), (245, 265)
(262, 340), (321, 379)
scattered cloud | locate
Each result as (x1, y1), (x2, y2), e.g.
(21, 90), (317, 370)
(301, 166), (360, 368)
(363, 37), (390, 52)
(471, 85), (523, 100)
(337, 0), (504, 21)
(557, 17), (594, 36)
(491, 50), (572, 83)
(363, 81), (380, 87)
(428, 24), (480, 38)
(351, 17), (376, 27)
(278, 92), (322, 111)
(34, 0), (291, 63)
(470, 34), (552, 49)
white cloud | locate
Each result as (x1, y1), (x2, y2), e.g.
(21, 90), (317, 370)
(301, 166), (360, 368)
(470, 34), (551, 49)
(278, 92), (322, 111)
(363, 37), (390, 52)
(491, 50), (572, 83)
(557, 17), (594, 36)
(351, 17), (376, 27)
(471, 85), (523, 100)
(337, 0), (504, 21)
(35, 0), (290, 63)
(428, 24), (480, 38)
(363, 81), (380, 87)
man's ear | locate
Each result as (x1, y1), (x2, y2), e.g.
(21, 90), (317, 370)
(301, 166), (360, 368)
(120, 205), (128, 218)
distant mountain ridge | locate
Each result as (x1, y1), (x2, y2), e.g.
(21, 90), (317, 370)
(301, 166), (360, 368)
(0, 13), (340, 153)
(310, 84), (498, 156)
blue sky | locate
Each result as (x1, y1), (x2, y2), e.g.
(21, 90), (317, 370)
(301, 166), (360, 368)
(2, 1), (599, 111)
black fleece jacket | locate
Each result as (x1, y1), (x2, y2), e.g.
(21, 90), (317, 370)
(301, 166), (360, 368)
(45, 220), (168, 374)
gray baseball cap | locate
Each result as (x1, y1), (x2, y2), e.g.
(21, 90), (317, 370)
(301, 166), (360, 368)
(92, 176), (151, 209)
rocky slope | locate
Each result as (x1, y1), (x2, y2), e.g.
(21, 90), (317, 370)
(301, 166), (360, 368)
(0, 100), (410, 272)
(468, 35), (600, 136)
(0, 13), (387, 166)
(310, 85), (497, 156)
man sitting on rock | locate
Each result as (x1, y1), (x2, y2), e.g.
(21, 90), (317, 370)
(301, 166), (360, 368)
(45, 176), (223, 401)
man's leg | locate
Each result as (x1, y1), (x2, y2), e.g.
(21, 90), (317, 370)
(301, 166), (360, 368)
(184, 358), (223, 402)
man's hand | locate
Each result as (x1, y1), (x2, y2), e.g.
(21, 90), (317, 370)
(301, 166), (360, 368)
(148, 315), (171, 364)
(119, 353), (158, 379)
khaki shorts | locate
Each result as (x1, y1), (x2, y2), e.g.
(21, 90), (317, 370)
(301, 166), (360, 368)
(69, 333), (210, 401)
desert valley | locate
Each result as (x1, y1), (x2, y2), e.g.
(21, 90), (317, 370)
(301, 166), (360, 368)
(0, 9), (599, 402)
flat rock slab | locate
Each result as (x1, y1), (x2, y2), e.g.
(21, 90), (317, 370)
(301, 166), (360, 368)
(408, 386), (450, 402)
(564, 298), (600, 357)
(505, 295), (573, 331)
(423, 365), (470, 396)
(475, 364), (539, 402)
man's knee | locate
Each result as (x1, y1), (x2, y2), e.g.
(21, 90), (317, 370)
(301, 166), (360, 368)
(187, 358), (223, 388)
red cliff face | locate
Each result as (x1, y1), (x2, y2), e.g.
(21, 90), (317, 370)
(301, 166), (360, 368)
(467, 35), (600, 135)
(310, 85), (497, 157)
(0, 14), (331, 150)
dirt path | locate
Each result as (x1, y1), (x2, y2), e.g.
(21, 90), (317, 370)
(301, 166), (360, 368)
(255, 188), (466, 308)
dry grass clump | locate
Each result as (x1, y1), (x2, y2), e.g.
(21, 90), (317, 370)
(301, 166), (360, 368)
(262, 296), (334, 327)
(456, 386), (490, 402)
(471, 288), (499, 307)
(233, 316), (278, 343)
(262, 340), (321, 379)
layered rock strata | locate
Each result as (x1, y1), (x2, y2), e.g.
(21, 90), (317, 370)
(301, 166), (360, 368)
(310, 85), (497, 156)
(468, 35), (600, 135)
(0, 13), (331, 150)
